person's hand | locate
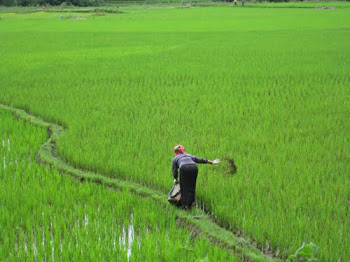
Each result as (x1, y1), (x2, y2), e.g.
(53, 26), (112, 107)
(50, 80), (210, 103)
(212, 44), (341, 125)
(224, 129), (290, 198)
(212, 158), (221, 165)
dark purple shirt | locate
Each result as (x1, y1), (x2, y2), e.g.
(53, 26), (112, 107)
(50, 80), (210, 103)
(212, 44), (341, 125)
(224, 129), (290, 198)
(172, 153), (208, 179)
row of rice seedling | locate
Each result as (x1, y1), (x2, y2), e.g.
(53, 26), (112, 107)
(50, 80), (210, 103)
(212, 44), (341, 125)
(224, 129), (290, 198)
(0, 6), (349, 260)
(0, 110), (239, 261)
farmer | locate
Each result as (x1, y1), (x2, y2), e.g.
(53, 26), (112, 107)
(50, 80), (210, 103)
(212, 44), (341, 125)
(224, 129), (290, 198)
(172, 145), (220, 209)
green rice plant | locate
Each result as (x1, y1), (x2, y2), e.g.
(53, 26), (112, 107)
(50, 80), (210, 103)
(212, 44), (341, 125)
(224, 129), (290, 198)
(0, 110), (239, 261)
(287, 242), (319, 262)
(0, 4), (349, 261)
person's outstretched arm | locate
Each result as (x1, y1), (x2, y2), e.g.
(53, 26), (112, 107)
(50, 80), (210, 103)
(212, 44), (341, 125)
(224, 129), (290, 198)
(190, 155), (209, 164)
(191, 155), (220, 165)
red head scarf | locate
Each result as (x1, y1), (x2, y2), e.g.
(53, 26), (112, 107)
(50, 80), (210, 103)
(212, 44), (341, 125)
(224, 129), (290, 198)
(174, 145), (186, 155)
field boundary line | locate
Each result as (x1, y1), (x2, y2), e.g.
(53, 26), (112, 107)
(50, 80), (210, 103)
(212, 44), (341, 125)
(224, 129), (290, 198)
(0, 102), (280, 262)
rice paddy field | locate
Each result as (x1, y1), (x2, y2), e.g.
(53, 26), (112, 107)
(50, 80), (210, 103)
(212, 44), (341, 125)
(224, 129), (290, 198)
(0, 110), (239, 261)
(0, 2), (349, 261)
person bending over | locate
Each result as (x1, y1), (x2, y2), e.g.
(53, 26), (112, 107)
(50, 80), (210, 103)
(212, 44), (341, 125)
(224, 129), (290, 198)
(172, 145), (220, 209)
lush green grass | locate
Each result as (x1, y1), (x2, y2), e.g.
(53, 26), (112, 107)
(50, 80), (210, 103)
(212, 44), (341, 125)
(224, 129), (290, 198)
(0, 109), (239, 261)
(0, 5), (349, 260)
(246, 1), (350, 8)
(0, 103), (274, 261)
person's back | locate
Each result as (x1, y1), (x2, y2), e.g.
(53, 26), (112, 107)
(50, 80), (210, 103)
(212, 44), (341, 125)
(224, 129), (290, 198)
(172, 153), (208, 170)
(170, 145), (220, 209)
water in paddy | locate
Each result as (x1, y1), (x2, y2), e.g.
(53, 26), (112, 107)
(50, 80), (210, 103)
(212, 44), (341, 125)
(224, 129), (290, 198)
(119, 213), (135, 262)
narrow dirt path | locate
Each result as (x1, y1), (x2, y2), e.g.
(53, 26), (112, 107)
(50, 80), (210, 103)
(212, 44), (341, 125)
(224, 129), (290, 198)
(0, 103), (280, 262)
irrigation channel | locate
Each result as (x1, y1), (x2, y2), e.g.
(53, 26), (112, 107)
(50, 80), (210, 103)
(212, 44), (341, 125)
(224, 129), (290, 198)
(0, 103), (281, 262)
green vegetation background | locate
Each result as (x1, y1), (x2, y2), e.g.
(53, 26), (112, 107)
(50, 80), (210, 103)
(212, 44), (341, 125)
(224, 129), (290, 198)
(0, 4), (349, 261)
(0, 109), (239, 261)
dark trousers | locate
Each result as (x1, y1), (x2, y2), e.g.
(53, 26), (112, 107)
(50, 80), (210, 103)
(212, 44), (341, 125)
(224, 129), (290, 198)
(180, 164), (198, 207)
